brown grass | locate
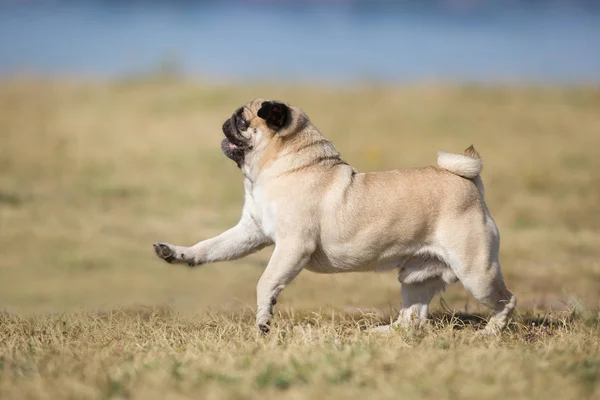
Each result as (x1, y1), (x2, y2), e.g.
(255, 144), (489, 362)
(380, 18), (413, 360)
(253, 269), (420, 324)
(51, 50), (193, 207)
(1, 78), (599, 399)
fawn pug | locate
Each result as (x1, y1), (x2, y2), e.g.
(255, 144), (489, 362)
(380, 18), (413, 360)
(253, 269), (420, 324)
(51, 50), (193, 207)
(154, 99), (516, 334)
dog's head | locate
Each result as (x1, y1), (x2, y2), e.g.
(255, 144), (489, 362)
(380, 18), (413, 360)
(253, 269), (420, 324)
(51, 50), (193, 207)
(221, 99), (310, 169)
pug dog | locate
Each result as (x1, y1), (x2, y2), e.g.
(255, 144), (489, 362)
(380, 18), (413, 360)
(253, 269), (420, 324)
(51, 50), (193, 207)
(153, 99), (516, 334)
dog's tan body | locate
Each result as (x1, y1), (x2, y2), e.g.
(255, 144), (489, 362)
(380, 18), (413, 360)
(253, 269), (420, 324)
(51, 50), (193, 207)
(154, 99), (516, 333)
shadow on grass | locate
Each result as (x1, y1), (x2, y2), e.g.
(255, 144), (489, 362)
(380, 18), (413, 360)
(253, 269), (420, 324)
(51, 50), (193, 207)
(429, 311), (584, 331)
(355, 307), (598, 335)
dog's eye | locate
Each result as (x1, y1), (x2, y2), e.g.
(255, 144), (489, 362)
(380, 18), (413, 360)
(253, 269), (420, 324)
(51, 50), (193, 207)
(236, 116), (247, 131)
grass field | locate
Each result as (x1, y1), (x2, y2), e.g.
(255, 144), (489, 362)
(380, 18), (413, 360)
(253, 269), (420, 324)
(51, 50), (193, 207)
(1, 78), (599, 399)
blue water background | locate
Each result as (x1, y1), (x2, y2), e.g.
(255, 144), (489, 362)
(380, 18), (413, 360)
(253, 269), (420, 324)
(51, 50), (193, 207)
(1, 0), (599, 83)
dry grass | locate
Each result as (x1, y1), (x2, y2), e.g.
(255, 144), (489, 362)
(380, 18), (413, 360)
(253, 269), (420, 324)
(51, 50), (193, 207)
(1, 308), (599, 400)
(1, 78), (600, 398)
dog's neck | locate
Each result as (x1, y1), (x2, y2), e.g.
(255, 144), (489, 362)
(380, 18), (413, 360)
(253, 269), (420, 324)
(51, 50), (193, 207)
(243, 149), (349, 187)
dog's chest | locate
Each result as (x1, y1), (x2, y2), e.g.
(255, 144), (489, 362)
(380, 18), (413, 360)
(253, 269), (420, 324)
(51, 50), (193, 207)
(249, 187), (278, 241)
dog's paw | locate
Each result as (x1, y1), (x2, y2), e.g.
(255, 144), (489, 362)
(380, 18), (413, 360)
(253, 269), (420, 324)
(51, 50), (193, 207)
(256, 319), (271, 335)
(153, 243), (199, 266)
(153, 242), (177, 263)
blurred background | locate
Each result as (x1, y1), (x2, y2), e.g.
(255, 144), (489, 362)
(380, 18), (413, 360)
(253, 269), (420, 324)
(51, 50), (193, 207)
(1, 0), (600, 82)
(1, 0), (599, 316)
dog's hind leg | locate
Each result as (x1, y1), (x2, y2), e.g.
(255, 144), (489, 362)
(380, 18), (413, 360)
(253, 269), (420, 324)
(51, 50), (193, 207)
(370, 264), (446, 334)
(440, 216), (517, 333)
(456, 259), (516, 334)
(396, 277), (446, 327)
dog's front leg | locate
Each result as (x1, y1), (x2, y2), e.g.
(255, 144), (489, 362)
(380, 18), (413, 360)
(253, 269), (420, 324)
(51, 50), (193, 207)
(255, 240), (314, 334)
(153, 216), (270, 267)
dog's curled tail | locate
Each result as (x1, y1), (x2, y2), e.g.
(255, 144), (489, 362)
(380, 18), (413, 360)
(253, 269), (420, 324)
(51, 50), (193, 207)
(437, 145), (484, 196)
(437, 145), (482, 179)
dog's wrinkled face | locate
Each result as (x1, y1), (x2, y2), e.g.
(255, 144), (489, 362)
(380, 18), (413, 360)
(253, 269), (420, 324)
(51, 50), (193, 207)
(221, 99), (301, 168)
(220, 107), (252, 167)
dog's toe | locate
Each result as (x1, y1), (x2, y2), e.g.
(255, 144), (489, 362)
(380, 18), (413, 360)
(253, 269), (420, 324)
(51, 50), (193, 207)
(153, 242), (176, 263)
(257, 322), (271, 335)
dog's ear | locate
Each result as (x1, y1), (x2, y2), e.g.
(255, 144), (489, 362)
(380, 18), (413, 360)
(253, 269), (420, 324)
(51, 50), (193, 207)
(257, 101), (289, 130)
